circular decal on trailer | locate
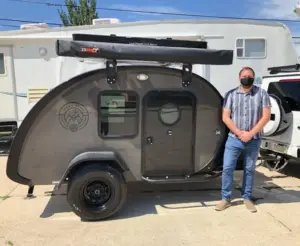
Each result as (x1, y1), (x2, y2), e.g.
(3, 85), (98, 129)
(262, 95), (282, 136)
(59, 102), (89, 132)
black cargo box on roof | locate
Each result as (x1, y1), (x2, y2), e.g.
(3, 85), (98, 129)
(55, 34), (234, 65)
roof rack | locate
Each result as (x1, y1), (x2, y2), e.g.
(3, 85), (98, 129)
(55, 33), (233, 87)
(267, 64), (300, 74)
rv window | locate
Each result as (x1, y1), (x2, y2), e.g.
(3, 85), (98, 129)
(236, 38), (266, 58)
(0, 53), (5, 74)
(98, 91), (138, 138)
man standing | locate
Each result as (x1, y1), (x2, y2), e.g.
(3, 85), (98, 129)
(215, 66), (271, 213)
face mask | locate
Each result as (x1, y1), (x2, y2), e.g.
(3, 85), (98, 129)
(240, 77), (254, 87)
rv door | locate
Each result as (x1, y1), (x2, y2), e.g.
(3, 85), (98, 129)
(0, 46), (17, 123)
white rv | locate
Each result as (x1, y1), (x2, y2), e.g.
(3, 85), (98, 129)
(0, 19), (298, 138)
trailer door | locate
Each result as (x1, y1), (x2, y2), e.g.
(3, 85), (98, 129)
(0, 46), (17, 122)
(141, 90), (196, 177)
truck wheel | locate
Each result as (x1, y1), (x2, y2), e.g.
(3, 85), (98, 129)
(67, 164), (127, 221)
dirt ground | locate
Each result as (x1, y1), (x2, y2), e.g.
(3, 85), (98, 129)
(1, 156), (300, 246)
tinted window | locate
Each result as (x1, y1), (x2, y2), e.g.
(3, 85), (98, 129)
(98, 91), (138, 137)
(0, 53), (5, 74)
(268, 81), (300, 111)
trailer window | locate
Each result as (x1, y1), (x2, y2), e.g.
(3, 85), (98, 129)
(98, 91), (138, 138)
(0, 53), (5, 74)
(236, 38), (266, 58)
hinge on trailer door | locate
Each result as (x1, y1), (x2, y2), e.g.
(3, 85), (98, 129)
(182, 63), (192, 87)
(106, 59), (117, 84)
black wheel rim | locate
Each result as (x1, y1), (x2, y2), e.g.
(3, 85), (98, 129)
(81, 179), (112, 210)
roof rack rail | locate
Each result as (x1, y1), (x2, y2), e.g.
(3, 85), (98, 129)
(267, 64), (300, 74)
(55, 34), (233, 87)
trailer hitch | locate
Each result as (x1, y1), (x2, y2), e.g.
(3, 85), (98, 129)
(268, 158), (289, 172)
(257, 155), (289, 172)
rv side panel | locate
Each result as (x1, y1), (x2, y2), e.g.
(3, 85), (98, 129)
(0, 45), (17, 123)
(12, 40), (58, 123)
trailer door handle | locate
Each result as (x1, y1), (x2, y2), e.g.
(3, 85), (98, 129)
(146, 136), (153, 145)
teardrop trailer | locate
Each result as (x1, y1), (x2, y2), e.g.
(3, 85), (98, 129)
(6, 33), (238, 221)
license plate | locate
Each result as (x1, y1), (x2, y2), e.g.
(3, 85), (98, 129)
(261, 140), (287, 153)
(273, 143), (287, 153)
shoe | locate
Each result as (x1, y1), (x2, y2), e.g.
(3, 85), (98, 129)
(215, 200), (231, 211)
(244, 200), (257, 213)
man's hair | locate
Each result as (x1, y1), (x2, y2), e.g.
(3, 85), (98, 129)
(239, 66), (255, 77)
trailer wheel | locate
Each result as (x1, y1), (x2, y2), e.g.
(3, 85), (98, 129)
(67, 164), (127, 221)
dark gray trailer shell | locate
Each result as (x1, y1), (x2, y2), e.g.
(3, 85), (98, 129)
(6, 66), (228, 186)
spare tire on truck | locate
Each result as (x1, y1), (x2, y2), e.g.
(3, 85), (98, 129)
(262, 94), (292, 137)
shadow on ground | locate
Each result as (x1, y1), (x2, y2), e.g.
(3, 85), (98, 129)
(39, 180), (223, 221)
(38, 167), (300, 221)
(276, 160), (300, 179)
(257, 159), (300, 178)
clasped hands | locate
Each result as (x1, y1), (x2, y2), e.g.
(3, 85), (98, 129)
(237, 130), (254, 142)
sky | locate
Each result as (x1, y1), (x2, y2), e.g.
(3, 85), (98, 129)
(1, 0), (300, 53)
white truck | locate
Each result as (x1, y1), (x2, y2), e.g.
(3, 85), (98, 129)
(260, 64), (300, 171)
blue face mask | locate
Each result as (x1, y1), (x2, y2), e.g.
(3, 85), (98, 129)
(240, 77), (254, 87)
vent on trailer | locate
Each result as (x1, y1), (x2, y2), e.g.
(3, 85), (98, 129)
(28, 88), (49, 103)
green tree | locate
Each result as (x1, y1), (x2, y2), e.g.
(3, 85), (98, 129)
(58, 0), (99, 26)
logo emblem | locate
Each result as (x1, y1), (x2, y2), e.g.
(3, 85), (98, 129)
(80, 47), (99, 54)
(58, 103), (89, 132)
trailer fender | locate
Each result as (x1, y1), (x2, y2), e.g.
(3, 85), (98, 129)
(55, 151), (130, 189)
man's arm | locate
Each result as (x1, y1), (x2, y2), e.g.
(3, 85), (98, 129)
(222, 91), (242, 137)
(249, 89), (271, 137)
(223, 109), (243, 137)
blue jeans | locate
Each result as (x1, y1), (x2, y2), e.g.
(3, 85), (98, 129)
(221, 136), (261, 201)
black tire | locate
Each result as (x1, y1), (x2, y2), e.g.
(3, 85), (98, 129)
(67, 164), (127, 221)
